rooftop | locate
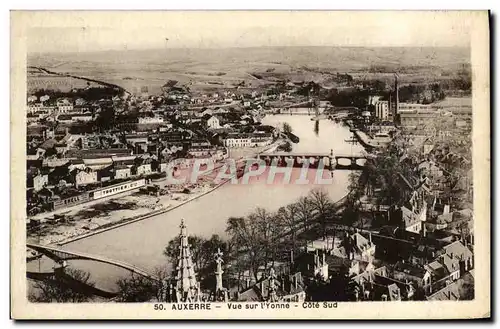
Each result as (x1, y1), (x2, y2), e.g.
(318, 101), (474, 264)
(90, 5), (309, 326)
(394, 262), (427, 278)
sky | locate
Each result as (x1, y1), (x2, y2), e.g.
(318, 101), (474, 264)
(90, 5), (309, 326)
(25, 11), (473, 53)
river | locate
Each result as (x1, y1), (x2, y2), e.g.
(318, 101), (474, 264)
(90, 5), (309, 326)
(51, 115), (365, 291)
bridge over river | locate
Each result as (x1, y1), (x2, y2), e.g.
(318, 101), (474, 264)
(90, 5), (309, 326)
(258, 152), (368, 170)
(27, 243), (157, 280)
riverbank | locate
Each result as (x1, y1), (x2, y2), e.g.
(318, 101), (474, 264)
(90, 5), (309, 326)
(344, 120), (384, 149)
(56, 177), (232, 246)
(29, 167), (233, 246)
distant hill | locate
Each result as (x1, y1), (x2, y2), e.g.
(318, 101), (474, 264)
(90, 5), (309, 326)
(28, 46), (470, 70)
(27, 47), (470, 94)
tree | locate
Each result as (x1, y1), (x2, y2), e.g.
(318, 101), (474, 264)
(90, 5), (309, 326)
(163, 234), (228, 289)
(282, 122), (293, 135)
(249, 208), (281, 267)
(226, 216), (265, 282)
(353, 138), (418, 209)
(29, 268), (95, 303)
(95, 107), (115, 132)
(277, 203), (301, 256)
(115, 266), (169, 302)
(198, 235), (230, 289)
(115, 274), (157, 302)
(163, 235), (206, 273)
(308, 188), (334, 238)
(343, 172), (365, 226)
(296, 196), (313, 231)
(225, 209), (281, 282)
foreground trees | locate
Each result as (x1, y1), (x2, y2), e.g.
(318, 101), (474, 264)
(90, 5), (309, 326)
(347, 139), (418, 211)
(29, 268), (95, 303)
(154, 189), (339, 293)
(115, 266), (169, 302)
(225, 188), (335, 282)
(309, 188), (334, 238)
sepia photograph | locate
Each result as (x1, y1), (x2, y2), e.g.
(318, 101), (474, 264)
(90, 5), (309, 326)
(10, 10), (490, 319)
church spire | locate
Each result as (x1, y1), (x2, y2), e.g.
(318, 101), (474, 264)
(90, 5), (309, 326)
(173, 219), (200, 302)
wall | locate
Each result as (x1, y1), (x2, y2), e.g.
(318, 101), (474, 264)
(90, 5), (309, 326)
(53, 192), (91, 210)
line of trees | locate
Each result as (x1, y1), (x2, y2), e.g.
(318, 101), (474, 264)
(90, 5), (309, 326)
(224, 188), (338, 284)
(115, 187), (345, 300)
(115, 267), (169, 302)
(28, 268), (95, 303)
(31, 87), (121, 102)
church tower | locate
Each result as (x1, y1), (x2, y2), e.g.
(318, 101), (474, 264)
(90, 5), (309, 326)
(169, 219), (201, 302)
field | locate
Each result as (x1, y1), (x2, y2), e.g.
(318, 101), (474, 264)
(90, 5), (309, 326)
(27, 47), (471, 95)
(27, 67), (103, 93)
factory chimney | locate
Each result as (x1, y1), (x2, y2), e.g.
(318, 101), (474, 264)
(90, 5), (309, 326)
(393, 73), (400, 125)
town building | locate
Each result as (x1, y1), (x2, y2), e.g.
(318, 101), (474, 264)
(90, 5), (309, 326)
(138, 115), (164, 124)
(70, 113), (94, 122)
(350, 266), (416, 301)
(235, 268), (306, 302)
(114, 165), (132, 179)
(398, 107), (442, 129)
(330, 231), (376, 262)
(70, 167), (98, 187)
(392, 262), (433, 295)
(56, 113), (93, 123)
(133, 162), (152, 176)
(125, 133), (149, 145)
(424, 256), (460, 293)
(441, 240), (474, 276)
(401, 206), (424, 234)
(91, 179), (146, 199)
(368, 122), (397, 134)
(375, 101), (390, 121)
(72, 105), (91, 114)
(83, 157), (114, 170)
(347, 232), (376, 262)
(27, 103), (56, 115)
(206, 115), (221, 129)
(223, 134), (252, 148)
(433, 97), (472, 120)
(56, 98), (74, 114)
(30, 173), (48, 191)
(368, 95), (383, 106)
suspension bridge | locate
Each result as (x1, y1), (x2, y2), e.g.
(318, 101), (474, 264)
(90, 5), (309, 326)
(27, 243), (156, 280)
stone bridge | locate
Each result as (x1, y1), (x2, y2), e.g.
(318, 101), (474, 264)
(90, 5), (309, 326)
(257, 153), (367, 170)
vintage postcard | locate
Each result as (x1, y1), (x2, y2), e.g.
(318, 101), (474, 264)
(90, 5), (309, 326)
(11, 11), (490, 319)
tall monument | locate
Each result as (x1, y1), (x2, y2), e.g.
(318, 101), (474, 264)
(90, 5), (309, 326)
(268, 267), (279, 302)
(213, 248), (229, 302)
